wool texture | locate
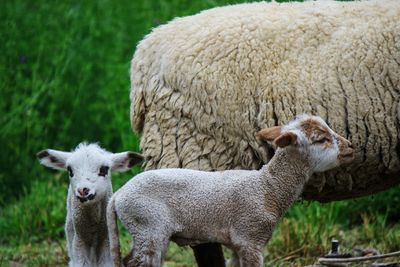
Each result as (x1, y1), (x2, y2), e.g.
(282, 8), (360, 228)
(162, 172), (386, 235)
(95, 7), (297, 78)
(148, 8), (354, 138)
(130, 0), (400, 201)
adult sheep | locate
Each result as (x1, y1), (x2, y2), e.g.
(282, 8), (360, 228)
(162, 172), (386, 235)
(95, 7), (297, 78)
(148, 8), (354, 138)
(130, 0), (400, 266)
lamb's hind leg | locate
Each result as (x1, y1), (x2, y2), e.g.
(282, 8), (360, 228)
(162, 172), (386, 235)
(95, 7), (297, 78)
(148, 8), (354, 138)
(236, 246), (263, 267)
(229, 250), (240, 267)
(126, 235), (169, 267)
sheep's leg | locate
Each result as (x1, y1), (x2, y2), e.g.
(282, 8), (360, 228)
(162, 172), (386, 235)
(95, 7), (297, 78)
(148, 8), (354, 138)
(96, 236), (112, 267)
(119, 197), (173, 267)
(65, 217), (74, 260)
(126, 235), (169, 267)
(70, 237), (91, 266)
(193, 244), (226, 267)
(229, 250), (240, 267)
(236, 247), (263, 267)
(123, 249), (134, 267)
(65, 190), (74, 261)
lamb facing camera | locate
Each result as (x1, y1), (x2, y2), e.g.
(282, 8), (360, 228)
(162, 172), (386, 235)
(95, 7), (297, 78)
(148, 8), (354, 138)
(108, 115), (354, 267)
(37, 143), (143, 267)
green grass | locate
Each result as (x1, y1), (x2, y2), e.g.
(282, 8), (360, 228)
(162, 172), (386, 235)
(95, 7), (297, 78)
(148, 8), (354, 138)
(1, 0), (399, 266)
(0, 174), (399, 266)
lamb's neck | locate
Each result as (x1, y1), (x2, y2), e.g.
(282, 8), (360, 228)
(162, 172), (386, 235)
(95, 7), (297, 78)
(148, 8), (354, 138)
(72, 193), (110, 225)
(261, 148), (312, 217)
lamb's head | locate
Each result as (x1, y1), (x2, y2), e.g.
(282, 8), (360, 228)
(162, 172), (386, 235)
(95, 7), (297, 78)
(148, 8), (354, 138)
(257, 115), (354, 172)
(37, 143), (143, 203)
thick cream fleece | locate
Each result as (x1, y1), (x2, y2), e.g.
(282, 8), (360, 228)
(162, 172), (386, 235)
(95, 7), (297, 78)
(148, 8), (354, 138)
(130, 0), (400, 201)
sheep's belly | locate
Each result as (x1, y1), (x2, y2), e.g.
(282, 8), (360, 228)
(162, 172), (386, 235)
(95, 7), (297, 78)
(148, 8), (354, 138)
(170, 226), (238, 247)
(170, 236), (207, 247)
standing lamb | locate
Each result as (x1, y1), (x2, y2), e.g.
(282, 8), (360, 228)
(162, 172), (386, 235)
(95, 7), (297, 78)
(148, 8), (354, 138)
(108, 115), (355, 267)
(37, 143), (142, 267)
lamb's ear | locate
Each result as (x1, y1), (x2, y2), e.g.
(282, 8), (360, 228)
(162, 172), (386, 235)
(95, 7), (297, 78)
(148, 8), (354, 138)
(111, 152), (143, 172)
(256, 126), (282, 143)
(37, 149), (71, 170)
(274, 132), (298, 148)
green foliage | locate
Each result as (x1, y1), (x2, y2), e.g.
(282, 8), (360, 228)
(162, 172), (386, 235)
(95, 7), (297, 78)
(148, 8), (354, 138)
(1, 184), (399, 266)
(0, 177), (66, 245)
(0, 0), (303, 205)
(1, 0), (142, 203)
(0, 177), (399, 265)
(344, 186), (400, 223)
(266, 194), (400, 265)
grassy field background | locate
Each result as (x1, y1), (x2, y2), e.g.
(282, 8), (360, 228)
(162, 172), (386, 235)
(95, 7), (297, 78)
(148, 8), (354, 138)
(1, 0), (399, 266)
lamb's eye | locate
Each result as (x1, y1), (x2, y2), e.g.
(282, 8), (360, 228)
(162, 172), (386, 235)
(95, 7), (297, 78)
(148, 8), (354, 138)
(67, 166), (74, 177)
(315, 138), (329, 144)
(99, 166), (109, 177)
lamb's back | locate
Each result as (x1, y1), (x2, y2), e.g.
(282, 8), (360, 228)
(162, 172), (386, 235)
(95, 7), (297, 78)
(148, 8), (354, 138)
(116, 168), (263, 225)
(121, 168), (259, 198)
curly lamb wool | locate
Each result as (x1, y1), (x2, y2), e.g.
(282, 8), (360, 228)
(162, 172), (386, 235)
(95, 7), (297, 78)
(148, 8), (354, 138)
(130, 0), (400, 202)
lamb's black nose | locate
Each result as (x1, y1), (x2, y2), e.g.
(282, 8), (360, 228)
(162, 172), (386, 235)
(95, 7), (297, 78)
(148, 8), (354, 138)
(78, 187), (90, 197)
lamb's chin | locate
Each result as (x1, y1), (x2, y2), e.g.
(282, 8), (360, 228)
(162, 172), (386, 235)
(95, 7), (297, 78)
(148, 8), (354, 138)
(76, 196), (98, 205)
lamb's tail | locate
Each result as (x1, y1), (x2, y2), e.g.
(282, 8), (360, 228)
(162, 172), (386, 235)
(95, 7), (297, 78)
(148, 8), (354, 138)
(107, 195), (122, 267)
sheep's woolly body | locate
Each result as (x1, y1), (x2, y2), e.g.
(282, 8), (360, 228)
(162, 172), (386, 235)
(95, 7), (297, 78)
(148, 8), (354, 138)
(130, 0), (400, 201)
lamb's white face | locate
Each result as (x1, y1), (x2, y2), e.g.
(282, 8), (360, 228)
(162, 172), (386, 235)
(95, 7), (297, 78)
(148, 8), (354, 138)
(285, 115), (354, 172)
(257, 115), (354, 173)
(65, 146), (114, 203)
(37, 143), (143, 204)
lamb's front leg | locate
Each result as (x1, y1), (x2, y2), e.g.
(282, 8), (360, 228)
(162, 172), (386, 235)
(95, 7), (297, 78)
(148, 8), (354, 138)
(96, 237), (112, 267)
(69, 237), (92, 267)
(65, 191), (74, 261)
(65, 216), (74, 261)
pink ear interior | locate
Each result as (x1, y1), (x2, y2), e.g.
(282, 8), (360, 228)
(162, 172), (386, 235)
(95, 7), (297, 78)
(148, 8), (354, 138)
(256, 126), (282, 142)
(274, 132), (298, 148)
(111, 152), (143, 172)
